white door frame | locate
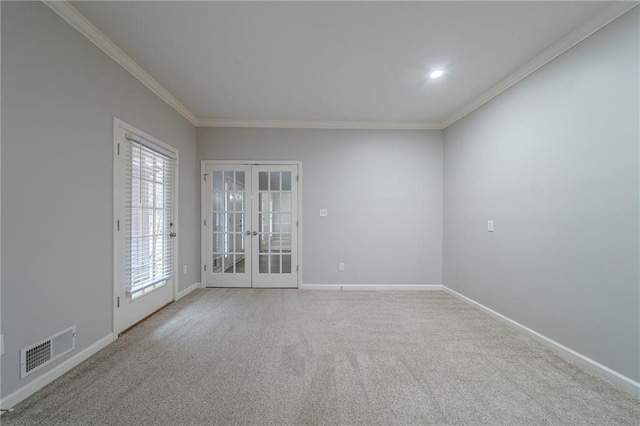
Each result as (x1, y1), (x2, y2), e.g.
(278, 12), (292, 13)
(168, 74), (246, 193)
(201, 164), (253, 288)
(113, 117), (179, 337)
(201, 160), (303, 289)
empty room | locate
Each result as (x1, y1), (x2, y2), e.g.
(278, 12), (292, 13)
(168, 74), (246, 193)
(1, 1), (639, 424)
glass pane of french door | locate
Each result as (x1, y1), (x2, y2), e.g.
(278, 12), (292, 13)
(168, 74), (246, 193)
(202, 163), (298, 288)
(204, 164), (252, 287)
(252, 165), (298, 288)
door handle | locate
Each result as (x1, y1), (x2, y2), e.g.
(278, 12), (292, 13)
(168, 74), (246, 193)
(246, 231), (251, 236)
(252, 231), (258, 236)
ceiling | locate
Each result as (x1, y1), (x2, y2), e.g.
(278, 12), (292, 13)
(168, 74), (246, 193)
(65, 1), (629, 128)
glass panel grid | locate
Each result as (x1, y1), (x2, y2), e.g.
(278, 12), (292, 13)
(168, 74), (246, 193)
(255, 170), (294, 275)
(211, 169), (247, 275)
(208, 166), (295, 279)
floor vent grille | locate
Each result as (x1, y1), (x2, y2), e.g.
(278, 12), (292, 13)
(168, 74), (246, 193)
(20, 326), (76, 378)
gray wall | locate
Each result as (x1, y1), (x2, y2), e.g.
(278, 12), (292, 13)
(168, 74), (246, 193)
(443, 8), (639, 381)
(2, 0), (636, 402)
(198, 128), (443, 286)
(1, 2), (199, 397)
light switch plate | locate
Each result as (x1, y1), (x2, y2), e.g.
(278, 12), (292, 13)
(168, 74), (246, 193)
(319, 209), (328, 217)
(488, 220), (494, 232)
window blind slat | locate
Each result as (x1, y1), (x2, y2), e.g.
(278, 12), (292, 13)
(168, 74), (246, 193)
(125, 139), (175, 296)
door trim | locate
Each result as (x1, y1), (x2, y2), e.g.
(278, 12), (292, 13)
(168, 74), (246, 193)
(201, 160), (302, 289)
(201, 164), (253, 288)
(113, 117), (179, 337)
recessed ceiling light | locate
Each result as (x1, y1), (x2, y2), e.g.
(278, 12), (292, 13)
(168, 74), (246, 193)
(430, 69), (444, 79)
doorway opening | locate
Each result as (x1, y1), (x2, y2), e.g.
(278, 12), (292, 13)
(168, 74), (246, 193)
(114, 118), (178, 335)
(201, 162), (301, 288)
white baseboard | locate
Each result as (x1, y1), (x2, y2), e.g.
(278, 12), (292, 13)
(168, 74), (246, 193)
(300, 284), (443, 291)
(442, 286), (640, 397)
(0, 333), (114, 411)
(176, 282), (201, 300)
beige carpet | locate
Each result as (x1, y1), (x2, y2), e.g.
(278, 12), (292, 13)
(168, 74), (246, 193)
(3, 289), (639, 425)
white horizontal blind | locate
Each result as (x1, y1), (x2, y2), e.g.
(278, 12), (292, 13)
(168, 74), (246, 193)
(125, 136), (175, 295)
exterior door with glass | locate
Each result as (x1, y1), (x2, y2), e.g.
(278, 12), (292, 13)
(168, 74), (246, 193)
(114, 119), (177, 336)
(202, 163), (298, 288)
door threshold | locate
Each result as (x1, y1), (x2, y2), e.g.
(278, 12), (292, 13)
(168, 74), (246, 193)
(118, 301), (173, 337)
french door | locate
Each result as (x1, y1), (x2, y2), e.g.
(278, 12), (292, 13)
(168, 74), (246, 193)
(202, 163), (299, 288)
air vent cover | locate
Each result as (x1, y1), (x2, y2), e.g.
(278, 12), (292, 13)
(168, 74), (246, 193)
(20, 326), (76, 378)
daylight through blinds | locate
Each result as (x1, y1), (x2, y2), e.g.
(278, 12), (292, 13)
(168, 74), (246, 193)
(125, 137), (175, 295)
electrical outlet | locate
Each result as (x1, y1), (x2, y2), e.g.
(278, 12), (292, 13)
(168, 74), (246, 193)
(183, 265), (188, 274)
(319, 209), (328, 217)
(339, 263), (345, 272)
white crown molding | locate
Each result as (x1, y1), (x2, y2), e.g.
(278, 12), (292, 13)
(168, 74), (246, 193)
(43, 1), (638, 131)
(42, 0), (441, 131)
(43, 1), (199, 126)
(197, 118), (443, 130)
(442, 1), (640, 129)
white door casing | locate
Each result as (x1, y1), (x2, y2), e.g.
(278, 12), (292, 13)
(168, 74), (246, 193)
(113, 118), (177, 335)
(202, 161), (300, 289)
(202, 165), (252, 287)
(251, 165), (298, 288)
